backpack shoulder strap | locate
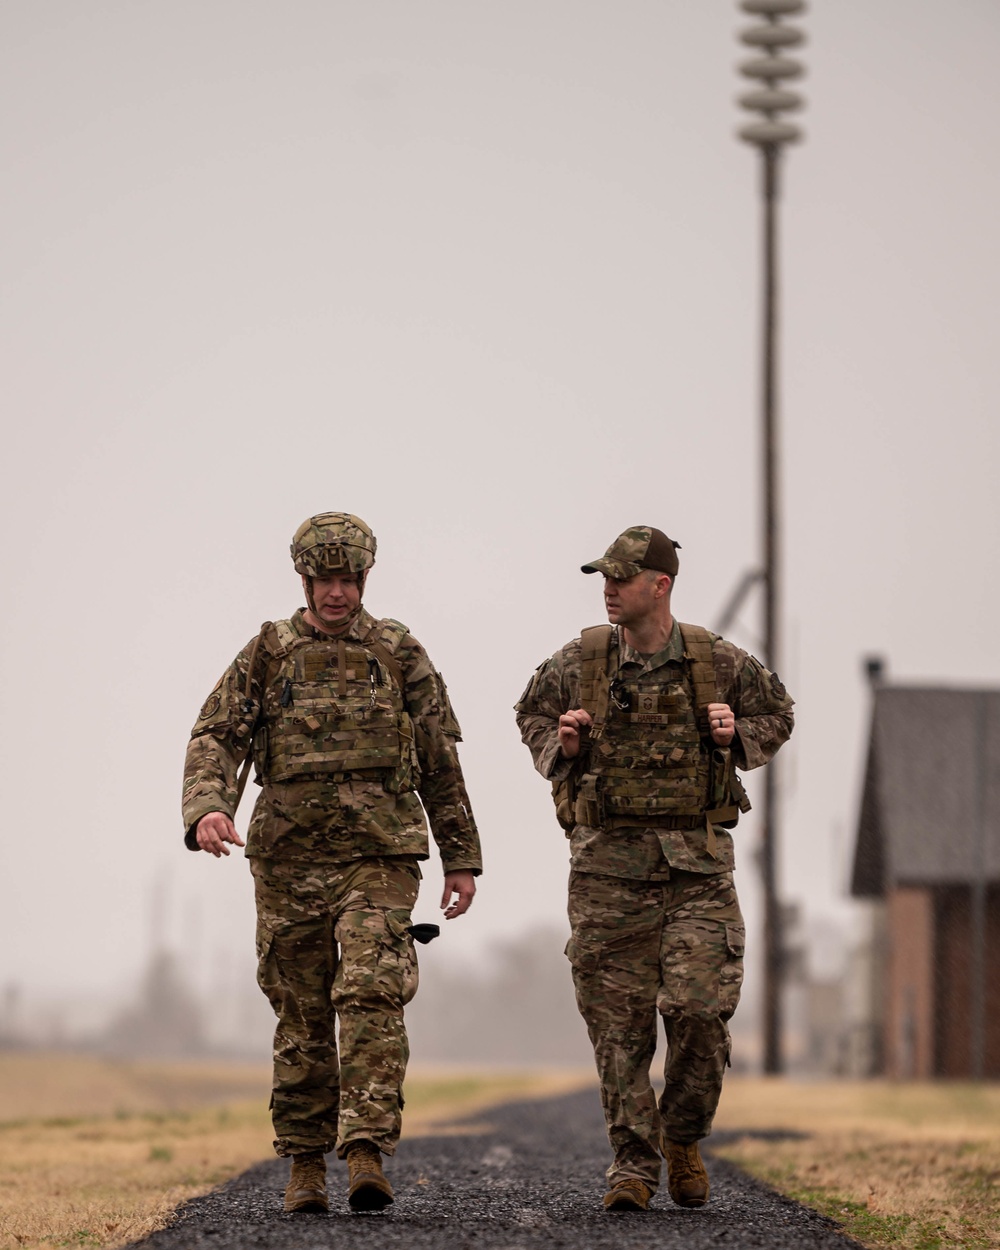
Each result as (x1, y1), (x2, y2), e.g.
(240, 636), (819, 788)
(678, 621), (718, 740)
(241, 619), (301, 704)
(579, 624), (613, 729)
(236, 620), (278, 805)
(363, 618), (409, 690)
(242, 621), (278, 708)
(270, 618), (299, 656)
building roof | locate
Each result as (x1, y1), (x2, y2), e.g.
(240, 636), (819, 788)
(851, 686), (1000, 897)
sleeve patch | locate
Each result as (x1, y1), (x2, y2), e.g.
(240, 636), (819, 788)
(199, 693), (222, 720)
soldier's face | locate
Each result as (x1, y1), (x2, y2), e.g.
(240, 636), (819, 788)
(603, 571), (668, 626)
(306, 573), (362, 626)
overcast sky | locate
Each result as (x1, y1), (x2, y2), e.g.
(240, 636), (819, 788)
(2, 1), (998, 1019)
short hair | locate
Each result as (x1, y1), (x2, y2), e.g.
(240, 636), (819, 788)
(641, 568), (674, 592)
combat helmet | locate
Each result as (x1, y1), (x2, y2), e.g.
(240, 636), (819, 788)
(291, 513), (377, 578)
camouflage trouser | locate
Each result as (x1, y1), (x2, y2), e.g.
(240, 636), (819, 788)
(251, 855), (420, 1159)
(566, 868), (745, 1191)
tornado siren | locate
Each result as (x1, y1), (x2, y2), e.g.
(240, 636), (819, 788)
(736, 0), (807, 147)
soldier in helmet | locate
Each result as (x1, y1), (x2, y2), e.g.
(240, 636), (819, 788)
(515, 526), (793, 1213)
(183, 513), (482, 1214)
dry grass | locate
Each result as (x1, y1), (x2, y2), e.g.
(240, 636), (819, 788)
(713, 1078), (1000, 1249)
(0, 1053), (591, 1250)
(12, 1055), (995, 1250)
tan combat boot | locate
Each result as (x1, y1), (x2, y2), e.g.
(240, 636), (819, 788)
(663, 1139), (710, 1208)
(346, 1140), (394, 1211)
(283, 1150), (328, 1213)
(602, 1178), (653, 1212)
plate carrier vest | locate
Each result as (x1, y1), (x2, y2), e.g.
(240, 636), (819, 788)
(551, 622), (750, 838)
(235, 617), (418, 799)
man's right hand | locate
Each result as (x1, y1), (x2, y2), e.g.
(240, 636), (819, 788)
(558, 708), (594, 759)
(196, 812), (246, 858)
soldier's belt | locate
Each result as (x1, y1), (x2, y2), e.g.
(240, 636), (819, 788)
(607, 814), (706, 830)
(606, 807), (739, 830)
(266, 764), (393, 783)
(601, 765), (700, 780)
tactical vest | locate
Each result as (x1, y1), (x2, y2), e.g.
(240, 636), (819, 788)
(243, 617), (418, 794)
(553, 622), (749, 833)
(595, 654), (711, 822)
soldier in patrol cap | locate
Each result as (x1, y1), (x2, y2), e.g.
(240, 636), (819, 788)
(515, 525), (793, 1213)
(184, 512), (482, 1215)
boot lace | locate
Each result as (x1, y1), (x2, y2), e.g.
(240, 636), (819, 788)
(668, 1143), (703, 1184)
(292, 1153), (326, 1190)
(349, 1142), (382, 1173)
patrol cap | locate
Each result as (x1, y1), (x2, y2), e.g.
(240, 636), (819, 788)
(581, 525), (681, 579)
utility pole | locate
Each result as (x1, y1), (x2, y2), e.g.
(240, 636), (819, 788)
(735, 0), (807, 1075)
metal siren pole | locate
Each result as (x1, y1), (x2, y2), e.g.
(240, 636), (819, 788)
(735, 0), (806, 1075)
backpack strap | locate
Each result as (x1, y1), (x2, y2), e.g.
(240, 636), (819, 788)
(363, 618), (408, 691)
(678, 621), (752, 842)
(678, 621), (717, 740)
(579, 624), (613, 731)
(271, 618), (298, 656)
(236, 621), (275, 806)
(241, 622), (273, 709)
(546, 624), (611, 833)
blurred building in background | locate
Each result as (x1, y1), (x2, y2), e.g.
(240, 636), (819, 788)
(850, 667), (1000, 1079)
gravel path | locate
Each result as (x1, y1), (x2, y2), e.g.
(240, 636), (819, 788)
(131, 1087), (860, 1249)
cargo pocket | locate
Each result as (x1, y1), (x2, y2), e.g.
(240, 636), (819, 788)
(564, 935), (601, 977)
(565, 935), (602, 1020)
(551, 774), (576, 834)
(719, 922), (746, 1019)
(334, 908), (417, 1010)
(384, 909), (420, 1005)
(573, 773), (602, 828)
(255, 929), (282, 1014)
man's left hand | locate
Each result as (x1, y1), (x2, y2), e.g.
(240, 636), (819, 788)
(707, 702), (736, 746)
(441, 870), (476, 920)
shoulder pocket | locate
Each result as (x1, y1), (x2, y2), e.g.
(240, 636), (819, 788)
(434, 669), (463, 739)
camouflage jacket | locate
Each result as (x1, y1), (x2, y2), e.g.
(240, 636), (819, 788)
(515, 619), (793, 880)
(183, 608), (482, 871)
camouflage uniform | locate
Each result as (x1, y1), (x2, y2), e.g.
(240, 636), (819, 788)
(184, 604), (481, 1159)
(516, 618), (792, 1192)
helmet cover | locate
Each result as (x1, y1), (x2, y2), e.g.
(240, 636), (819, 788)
(290, 513), (377, 578)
